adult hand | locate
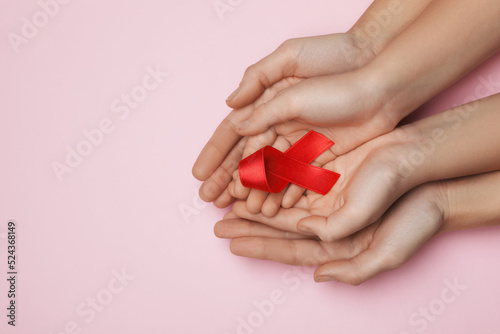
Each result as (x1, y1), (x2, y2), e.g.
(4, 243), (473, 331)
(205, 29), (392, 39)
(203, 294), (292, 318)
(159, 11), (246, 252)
(215, 182), (446, 285)
(192, 32), (381, 208)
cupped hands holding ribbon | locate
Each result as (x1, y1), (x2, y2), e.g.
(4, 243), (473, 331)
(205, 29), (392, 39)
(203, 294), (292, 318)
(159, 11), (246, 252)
(193, 0), (500, 285)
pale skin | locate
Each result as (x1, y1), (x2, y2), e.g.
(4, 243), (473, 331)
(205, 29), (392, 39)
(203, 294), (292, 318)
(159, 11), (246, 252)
(192, 0), (434, 208)
(214, 170), (500, 285)
(222, 93), (500, 243)
(192, 0), (500, 214)
(194, 0), (500, 285)
(214, 93), (500, 285)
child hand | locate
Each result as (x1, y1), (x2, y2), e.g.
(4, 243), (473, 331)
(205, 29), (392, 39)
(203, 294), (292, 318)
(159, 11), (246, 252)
(216, 182), (445, 285)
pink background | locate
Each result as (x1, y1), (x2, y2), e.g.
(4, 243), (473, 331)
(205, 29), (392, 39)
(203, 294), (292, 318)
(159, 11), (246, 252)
(2, 0), (500, 333)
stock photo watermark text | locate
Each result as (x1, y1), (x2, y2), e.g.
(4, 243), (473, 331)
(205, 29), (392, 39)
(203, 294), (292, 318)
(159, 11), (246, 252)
(48, 268), (134, 334)
(51, 64), (169, 182)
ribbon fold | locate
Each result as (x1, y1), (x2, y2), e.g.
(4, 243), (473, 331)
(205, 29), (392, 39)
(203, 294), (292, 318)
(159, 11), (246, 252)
(239, 131), (340, 195)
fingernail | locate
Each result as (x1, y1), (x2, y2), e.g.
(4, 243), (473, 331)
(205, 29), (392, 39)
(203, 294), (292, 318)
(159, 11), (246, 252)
(315, 276), (335, 283)
(237, 121), (249, 131)
(226, 86), (240, 101)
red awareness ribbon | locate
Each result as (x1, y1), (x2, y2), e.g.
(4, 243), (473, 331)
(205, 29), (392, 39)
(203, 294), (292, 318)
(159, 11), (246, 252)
(238, 131), (340, 195)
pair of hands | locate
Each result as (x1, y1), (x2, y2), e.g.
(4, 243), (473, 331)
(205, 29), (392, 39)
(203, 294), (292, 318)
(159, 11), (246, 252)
(193, 33), (441, 285)
(217, 125), (452, 285)
(193, 33), (394, 209)
(193, 18), (500, 283)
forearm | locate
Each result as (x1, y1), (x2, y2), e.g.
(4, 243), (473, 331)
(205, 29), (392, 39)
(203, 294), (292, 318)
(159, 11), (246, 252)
(365, 0), (500, 122)
(438, 171), (500, 233)
(349, 0), (434, 56)
(401, 93), (500, 186)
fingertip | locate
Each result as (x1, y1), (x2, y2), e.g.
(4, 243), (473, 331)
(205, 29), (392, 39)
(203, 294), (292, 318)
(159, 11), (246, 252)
(246, 200), (263, 214)
(246, 190), (268, 214)
(315, 259), (370, 286)
(223, 211), (238, 219)
(192, 162), (209, 181)
(229, 237), (253, 257)
(314, 276), (336, 283)
(199, 177), (226, 203)
(297, 216), (325, 237)
(225, 86), (241, 105)
(232, 200), (247, 216)
(234, 174), (251, 200)
(282, 186), (305, 208)
(281, 197), (294, 209)
(261, 192), (283, 218)
(213, 189), (235, 208)
(213, 220), (226, 238)
(314, 265), (350, 285)
(261, 202), (279, 218)
(198, 185), (213, 203)
(301, 206), (361, 242)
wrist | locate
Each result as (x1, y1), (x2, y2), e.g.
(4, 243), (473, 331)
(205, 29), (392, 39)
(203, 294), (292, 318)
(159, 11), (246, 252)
(436, 171), (500, 234)
(408, 181), (448, 236)
(435, 178), (459, 234)
(346, 29), (378, 66)
(373, 125), (430, 192)
(354, 61), (416, 129)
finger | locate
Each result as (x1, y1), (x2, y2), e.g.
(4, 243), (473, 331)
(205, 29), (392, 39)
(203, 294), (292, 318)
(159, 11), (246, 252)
(232, 201), (312, 233)
(246, 189), (268, 214)
(233, 129), (277, 199)
(214, 218), (310, 240)
(230, 237), (321, 265)
(320, 161), (411, 239)
(235, 87), (300, 136)
(198, 136), (248, 202)
(257, 135), (292, 216)
(193, 105), (253, 181)
(236, 73), (373, 136)
(232, 170), (250, 200)
(297, 167), (396, 241)
(261, 190), (286, 218)
(282, 158), (334, 209)
(282, 185), (306, 208)
(213, 188), (235, 208)
(297, 205), (360, 242)
(314, 247), (390, 286)
(229, 236), (357, 266)
(227, 178), (236, 198)
(226, 40), (300, 109)
(324, 185), (444, 284)
(314, 186), (445, 285)
(223, 211), (239, 219)
(233, 77), (319, 136)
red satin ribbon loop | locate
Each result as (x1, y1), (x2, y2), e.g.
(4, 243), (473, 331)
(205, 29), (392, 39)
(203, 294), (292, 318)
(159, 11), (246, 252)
(239, 131), (340, 195)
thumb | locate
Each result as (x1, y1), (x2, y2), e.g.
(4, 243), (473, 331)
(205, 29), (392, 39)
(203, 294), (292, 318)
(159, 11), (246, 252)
(235, 74), (359, 136)
(298, 204), (373, 242)
(235, 87), (302, 136)
(226, 40), (301, 109)
(313, 249), (390, 286)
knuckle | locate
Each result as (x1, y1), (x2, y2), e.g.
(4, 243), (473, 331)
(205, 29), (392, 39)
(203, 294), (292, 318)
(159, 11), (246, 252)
(279, 38), (299, 57)
(243, 64), (271, 89)
(278, 38), (301, 73)
(279, 38), (296, 49)
(378, 251), (405, 271)
(243, 64), (257, 79)
(347, 275), (365, 286)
